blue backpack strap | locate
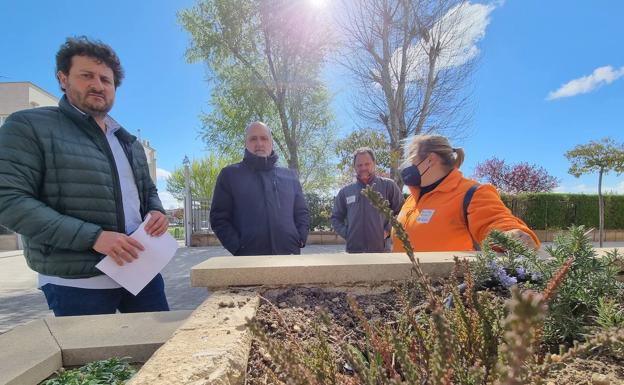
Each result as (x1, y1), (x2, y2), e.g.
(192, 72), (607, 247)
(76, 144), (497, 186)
(463, 184), (481, 251)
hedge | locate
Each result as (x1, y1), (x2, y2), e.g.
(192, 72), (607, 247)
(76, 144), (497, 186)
(501, 193), (624, 230)
(305, 192), (624, 231)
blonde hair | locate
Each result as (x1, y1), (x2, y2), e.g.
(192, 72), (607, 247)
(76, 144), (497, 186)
(403, 135), (465, 170)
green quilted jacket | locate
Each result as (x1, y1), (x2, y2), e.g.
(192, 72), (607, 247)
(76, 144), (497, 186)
(0, 96), (165, 278)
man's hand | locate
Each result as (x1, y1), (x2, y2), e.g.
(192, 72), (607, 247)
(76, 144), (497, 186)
(503, 229), (538, 250)
(144, 211), (169, 237)
(93, 231), (145, 266)
(384, 230), (390, 239)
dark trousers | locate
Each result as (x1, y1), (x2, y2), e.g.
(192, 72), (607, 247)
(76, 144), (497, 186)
(41, 273), (169, 316)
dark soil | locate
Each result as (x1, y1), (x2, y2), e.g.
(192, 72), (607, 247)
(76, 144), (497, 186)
(246, 286), (411, 385)
(245, 286), (624, 385)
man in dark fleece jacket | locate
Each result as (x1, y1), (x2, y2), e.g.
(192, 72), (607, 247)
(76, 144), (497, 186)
(210, 122), (310, 256)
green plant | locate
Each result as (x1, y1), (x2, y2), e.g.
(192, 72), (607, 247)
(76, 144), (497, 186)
(472, 225), (624, 347)
(595, 297), (624, 329)
(247, 187), (623, 384)
(41, 357), (135, 385)
(541, 227), (624, 345)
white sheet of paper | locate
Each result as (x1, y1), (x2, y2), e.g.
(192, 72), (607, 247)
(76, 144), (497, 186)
(95, 215), (178, 295)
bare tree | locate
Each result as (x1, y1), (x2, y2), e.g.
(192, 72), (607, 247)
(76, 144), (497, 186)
(337, 0), (491, 182)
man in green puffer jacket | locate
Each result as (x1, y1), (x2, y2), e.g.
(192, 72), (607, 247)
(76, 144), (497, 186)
(0, 36), (170, 316)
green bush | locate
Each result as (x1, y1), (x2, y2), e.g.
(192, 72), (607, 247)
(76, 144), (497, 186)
(501, 193), (624, 229)
(303, 191), (624, 232)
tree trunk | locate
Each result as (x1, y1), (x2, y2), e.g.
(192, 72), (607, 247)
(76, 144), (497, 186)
(598, 167), (604, 247)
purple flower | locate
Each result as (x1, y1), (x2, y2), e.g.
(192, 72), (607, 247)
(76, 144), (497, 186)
(516, 267), (527, 280)
(531, 271), (542, 281)
(488, 260), (518, 288)
(499, 274), (518, 288)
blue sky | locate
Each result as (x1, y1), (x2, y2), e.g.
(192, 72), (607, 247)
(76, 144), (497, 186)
(1, 0), (623, 208)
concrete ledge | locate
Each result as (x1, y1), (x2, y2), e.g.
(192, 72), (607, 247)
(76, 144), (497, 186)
(46, 310), (192, 366)
(0, 310), (191, 385)
(128, 291), (259, 385)
(0, 319), (61, 385)
(191, 251), (476, 289)
(190, 248), (624, 289)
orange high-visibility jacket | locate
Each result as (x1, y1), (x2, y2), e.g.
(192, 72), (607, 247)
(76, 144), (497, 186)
(392, 168), (540, 252)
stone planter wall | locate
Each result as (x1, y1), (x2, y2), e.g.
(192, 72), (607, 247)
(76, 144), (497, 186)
(0, 311), (190, 385)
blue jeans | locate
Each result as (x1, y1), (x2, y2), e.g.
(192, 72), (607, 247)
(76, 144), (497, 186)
(41, 274), (169, 316)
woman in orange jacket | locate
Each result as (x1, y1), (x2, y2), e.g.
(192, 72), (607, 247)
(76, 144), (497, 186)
(392, 135), (539, 252)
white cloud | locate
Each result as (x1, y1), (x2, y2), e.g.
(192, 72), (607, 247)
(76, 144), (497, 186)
(158, 191), (181, 210)
(394, 1), (496, 82)
(547, 65), (624, 100)
(156, 168), (172, 181)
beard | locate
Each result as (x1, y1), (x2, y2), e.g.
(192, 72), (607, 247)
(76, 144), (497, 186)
(67, 87), (113, 118)
(357, 171), (374, 182)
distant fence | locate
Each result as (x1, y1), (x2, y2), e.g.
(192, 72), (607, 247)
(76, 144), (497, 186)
(191, 199), (211, 233)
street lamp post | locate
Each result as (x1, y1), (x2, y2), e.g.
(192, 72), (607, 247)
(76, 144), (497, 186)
(183, 156), (192, 247)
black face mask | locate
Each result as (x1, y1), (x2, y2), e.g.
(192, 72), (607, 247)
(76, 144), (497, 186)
(401, 158), (430, 187)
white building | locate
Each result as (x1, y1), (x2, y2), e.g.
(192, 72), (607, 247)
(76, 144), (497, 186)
(0, 82), (59, 124)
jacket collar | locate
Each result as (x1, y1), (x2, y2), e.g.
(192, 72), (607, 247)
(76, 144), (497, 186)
(242, 149), (278, 171)
(407, 167), (464, 197)
(356, 174), (378, 187)
(58, 95), (136, 144)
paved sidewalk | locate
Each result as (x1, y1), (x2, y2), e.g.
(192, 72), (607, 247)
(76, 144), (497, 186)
(0, 245), (345, 334)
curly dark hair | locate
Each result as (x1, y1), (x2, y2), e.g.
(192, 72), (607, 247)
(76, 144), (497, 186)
(55, 36), (124, 90)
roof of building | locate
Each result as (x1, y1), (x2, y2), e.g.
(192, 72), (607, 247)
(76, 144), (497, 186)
(0, 81), (59, 102)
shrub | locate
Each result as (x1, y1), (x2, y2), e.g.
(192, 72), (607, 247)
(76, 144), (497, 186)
(41, 357), (135, 385)
(502, 193), (624, 230)
(248, 187), (624, 384)
(473, 226), (624, 346)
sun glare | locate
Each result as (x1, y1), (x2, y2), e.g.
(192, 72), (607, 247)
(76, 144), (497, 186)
(307, 0), (328, 9)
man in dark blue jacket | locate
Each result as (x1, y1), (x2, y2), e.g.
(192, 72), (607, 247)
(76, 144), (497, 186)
(210, 122), (310, 255)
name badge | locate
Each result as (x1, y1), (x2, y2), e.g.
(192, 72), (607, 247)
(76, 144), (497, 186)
(416, 209), (435, 224)
(346, 195), (356, 204)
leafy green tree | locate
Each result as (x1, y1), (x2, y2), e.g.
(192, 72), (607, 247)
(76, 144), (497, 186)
(565, 137), (624, 246)
(334, 127), (394, 185)
(304, 192), (333, 231)
(166, 154), (239, 204)
(179, 0), (337, 191)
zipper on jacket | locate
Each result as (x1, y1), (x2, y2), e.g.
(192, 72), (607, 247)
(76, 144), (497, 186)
(93, 121), (126, 234)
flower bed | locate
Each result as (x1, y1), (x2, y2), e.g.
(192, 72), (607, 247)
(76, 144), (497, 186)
(246, 283), (623, 384)
(243, 188), (624, 385)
